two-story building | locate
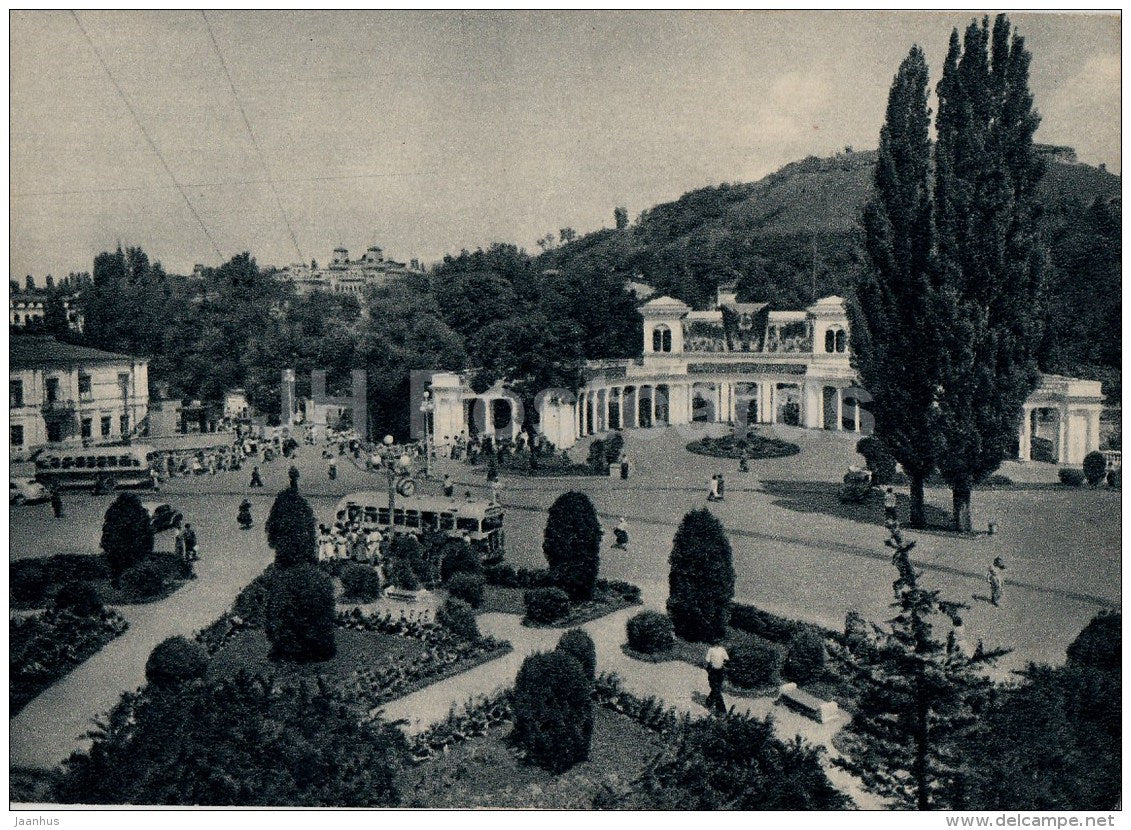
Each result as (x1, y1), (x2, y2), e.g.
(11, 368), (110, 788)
(421, 288), (1104, 465)
(9, 336), (149, 460)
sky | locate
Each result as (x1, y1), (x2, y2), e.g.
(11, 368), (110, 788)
(8, 10), (1122, 282)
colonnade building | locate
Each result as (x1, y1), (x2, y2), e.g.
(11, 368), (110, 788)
(424, 289), (1104, 466)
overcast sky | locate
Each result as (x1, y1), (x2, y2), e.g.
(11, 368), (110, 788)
(9, 10), (1121, 282)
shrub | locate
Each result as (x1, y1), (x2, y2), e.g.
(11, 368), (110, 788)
(385, 555), (420, 591)
(729, 602), (813, 644)
(265, 488), (318, 568)
(727, 636), (784, 689)
(556, 628), (597, 681)
(524, 587), (570, 624)
(145, 636), (208, 687)
(483, 562), (519, 588)
(440, 538), (481, 582)
(265, 564), (336, 662)
(1083, 451), (1108, 486)
(120, 562), (165, 599)
(784, 628), (827, 684)
(542, 491), (602, 601)
(1107, 468), (1120, 488)
(604, 431), (625, 465)
(1058, 468), (1086, 486)
(856, 436), (897, 485)
(446, 572), (485, 608)
(11, 564), (48, 605)
(511, 651), (593, 773)
(1031, 436), (1056, 463)
(517, 567), (555, 588)
(626, 610), (674, 654)
(437, 597), (479, 641)
(667, 509), (734, 642)
(389, 534), (431, 586)
(1066, 610), (1120, 675)
(597, 578), (643, 604)
(53, 581), (104, 616)
(340, 563), (383, 601)
(101, 493), (155, 580)
(232, 567), (274, 626)
(781, 400), (800, 426)
(587, 440), (607, 473)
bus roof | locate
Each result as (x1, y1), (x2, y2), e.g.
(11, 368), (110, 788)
(34, 444), (153, 458)
(334, 492), (499, 517)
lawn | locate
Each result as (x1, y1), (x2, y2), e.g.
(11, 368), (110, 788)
(398, 706), (664, 808)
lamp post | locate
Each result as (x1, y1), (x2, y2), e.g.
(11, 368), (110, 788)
(420, 391), (435, 480)
(382, 434), (396, 515)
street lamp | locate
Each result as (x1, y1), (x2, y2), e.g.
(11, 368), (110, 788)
(420, 391), (435, 480)
(382, 434), (396, 515)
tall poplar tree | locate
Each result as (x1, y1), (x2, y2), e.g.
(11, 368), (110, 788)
(851, 45), (940, 528)
(932, 15), (1046, 531)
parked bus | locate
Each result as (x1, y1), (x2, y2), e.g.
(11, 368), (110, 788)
(333, 492), (505, 563)
(32, 445), (155, 492)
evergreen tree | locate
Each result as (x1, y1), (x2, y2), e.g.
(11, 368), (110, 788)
(851, 46), (940, 528)
(835, 524), (1009, 809)
(666, 509), (735, 642)
(542, 491), (602, 601)
(932, 15), (1046, 531)
(265, 487), (317, 568)
(101, 492), (155, 580)
(511, 650), (594, 772)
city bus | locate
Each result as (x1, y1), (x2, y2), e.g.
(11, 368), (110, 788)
(32, 445), (155, 491)
(333, 492), (505, 563)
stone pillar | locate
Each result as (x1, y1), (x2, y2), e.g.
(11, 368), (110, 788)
(618, 387), (626, 429)
(836, 387), (844, 432)
(769, 384), (777, 424)
(649, 385), (657, 426)
(604, 388), (612, 433)
(1057, 406), (1068, 463)
(1018, 407), (1032, 461)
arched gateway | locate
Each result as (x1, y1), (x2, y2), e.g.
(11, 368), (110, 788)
(421, 286), (1104, 465)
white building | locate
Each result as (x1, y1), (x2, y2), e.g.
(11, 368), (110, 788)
(424, 290), (1104, 465)
(9, 336), (149, 460)
(276, 243), (423, 296)
(9, 293), (84, 332)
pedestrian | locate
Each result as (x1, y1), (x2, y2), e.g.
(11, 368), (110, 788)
(288, 465), (300, 489)
(716, 473), (725, 500)
(50, 488), (64, 519)
(464, 490), (473, 501)
(490, 479), (501, 504)
(707, 474), (720, 502)
(883, 487), (898, 524)
(175, 526), (186, 561)
(183, 523), (199, 561)
(620, 454), (630, 480)
(704, 643), (729, 716)
(249, 466), (263, 488)
(738, 451), (750, 473)
(443, 474), (454, 499)
(613, 517), (629, 549)
(987, 557), (1006, 607)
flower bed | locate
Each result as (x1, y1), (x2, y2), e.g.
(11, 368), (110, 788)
(521, 580), (644, 629)
(10, 552), (191, 610)
(10, 608), (128, 715)
(686, 432), (800, 460)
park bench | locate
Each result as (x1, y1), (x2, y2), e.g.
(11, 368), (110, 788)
(776, 682), (841, 724)
(385, 587), (430, 603)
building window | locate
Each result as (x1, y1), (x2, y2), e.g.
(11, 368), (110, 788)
(81, 417), (93, 438)
(45, 377), (59, 404)
(11, 425), (24, 446)
(78, 373), (92, 400)
(101, 416), (112, 437)
(10, 380), (23, 408)
(825, 329), (835, 353)
(118, 373), (130, 398)
(835, 329), (847, 353)
(652, 325), (672, 353)
(47, 422), (63, 443)
(120, 415), (129, 436)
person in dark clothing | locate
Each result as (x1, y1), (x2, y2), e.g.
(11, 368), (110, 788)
(705, 644), (729, 716)
(249, 466), (263, 488)
(50, 489), (64, 519)
(288, 466), (300, 489)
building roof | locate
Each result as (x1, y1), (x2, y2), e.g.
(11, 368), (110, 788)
(9, 336), (142, 370)
(639, 295), (690, 315)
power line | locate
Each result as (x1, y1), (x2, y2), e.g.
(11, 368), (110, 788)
(201, 11), (304, 263)
(69, 10), (223, 260)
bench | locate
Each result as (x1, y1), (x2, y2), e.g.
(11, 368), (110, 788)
(776, 682), (841, 723)
(385, 587), (430, 603)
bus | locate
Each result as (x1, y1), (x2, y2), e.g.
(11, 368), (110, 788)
(32, 445), (155, 492)
(333, 492), (505, 563)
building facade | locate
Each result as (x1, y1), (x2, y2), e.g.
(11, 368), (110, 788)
(9, 293), (84, 332)
(424, 290), (1104, 466)
(275, 243), (423, 296)
(9, 337), (149, 460)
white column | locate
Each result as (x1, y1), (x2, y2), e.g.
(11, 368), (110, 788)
(836, 387), (844, 431)
(1057, 406), (1068, 463)
(618, 387), (625, 429)
(647, 385), (655, 426)
(1018, 407), (1032, 461)
(603, 389), (611, 432)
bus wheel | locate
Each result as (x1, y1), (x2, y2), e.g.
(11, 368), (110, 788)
(397, 478), (417, 497)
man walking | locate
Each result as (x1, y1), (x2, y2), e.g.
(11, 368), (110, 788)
(987, 557), (1006, 607)
(705, 643), (729, 716)
(443, 474), (454, 499)
(50, 488), (64, 519)
(249, 466), (263, 488)
(883, 487), (898, 524)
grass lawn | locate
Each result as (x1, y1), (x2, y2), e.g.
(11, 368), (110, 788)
(479, 584), (526, 615)
(398, 706), (663, 808)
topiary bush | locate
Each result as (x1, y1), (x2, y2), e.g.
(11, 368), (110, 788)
(667, 509), (735, 642)
(1083, 451), (1107, 486)
(265, 563), (336, 662)
(626, 610), (675, 654)
(11, 564), (48, 605)
(101, 492), (155, 580)
(483, 562), (520, 588)
(1066, 610), (1120, 675)
(340, 563), (383, 601)
(604, 431), (625, 465)
(1058, 468), (1086, 486)
(385, 555), (420, 591)
(265, 488), (318, 568)
(727, 636), (784, 689)
(542, 491), (602, 601)
(120, 562), (165, 599)
(1107, 468), (1120, 489)
(587, 440), (608, 474)
(511, 650), (594, 773)
(232, 567), (274, 626)
(437, 597), (480, 641)
(389, 534), (432, 586)
(53, 581), (104, 617)
(524, 587), (570, 625)
(446, 572), (485, 609)
(440, 538), (482, 583)
(784, 628), (827, 684)
(856, 436), (897, 485)
(556, 628), (597, 681)
(1031, 437), (1056, 463)
(145, 636), (208, 687)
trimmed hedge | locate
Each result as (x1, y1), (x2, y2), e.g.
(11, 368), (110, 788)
(446, 572), (485, 609)
(145, 636), (208, 687)
(1031, 437), (1056, 463)
(727, 635), (784, 689)
(556, 628), (597, 681)
(686, 432), (800, 460)
(1059, 468), (1086, 486)
(340, 563), (383, 601)
(437, 597), (480, 641)
(784, 628), (827, 684)
(511, 650), (594, 773)
(119, 562), (165, 600)
(53, 581), (104, 617)
(1084, 451), (1108, 486)
(626, 611), (675, 654)
(265, 564), (337, 662)
(524, 587), (570, 625)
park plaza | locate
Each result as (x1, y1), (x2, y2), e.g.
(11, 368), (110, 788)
(421, 287), (1105, 466)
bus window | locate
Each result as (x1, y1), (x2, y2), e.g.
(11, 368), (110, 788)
(405, 510), (420, 528)
(88, 457), (97, 468)
(363, 506), (379, 524)
(96, 456), (108, 468)
(107, 456), (118, 467)
(456, 517), (479, 533)
(421, 511), (438, 529)
(75, 457), (86, 468)
(378, 508), (391, 525)
(52, 457), (62, 469)
(346, 505), (361, 523)
(439, 512), (455, 531)
(483, 514), (504, 531)
(393, 509), (405, 526)
(120, 455), (132, 466)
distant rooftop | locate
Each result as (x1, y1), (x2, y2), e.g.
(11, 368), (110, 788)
(10, 336), (142, 370)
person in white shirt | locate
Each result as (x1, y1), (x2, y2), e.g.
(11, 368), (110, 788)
(705, 644), (729, 715)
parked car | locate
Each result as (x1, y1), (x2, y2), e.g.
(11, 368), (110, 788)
(10, 477), (49, 505)
(142, 501), (183, 532)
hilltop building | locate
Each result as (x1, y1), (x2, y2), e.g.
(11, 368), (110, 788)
(421, 288), (1104, 466)
(275, 243), (424, 295)
(9, 288), (84, 332)
(9, 336), (149, 460)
